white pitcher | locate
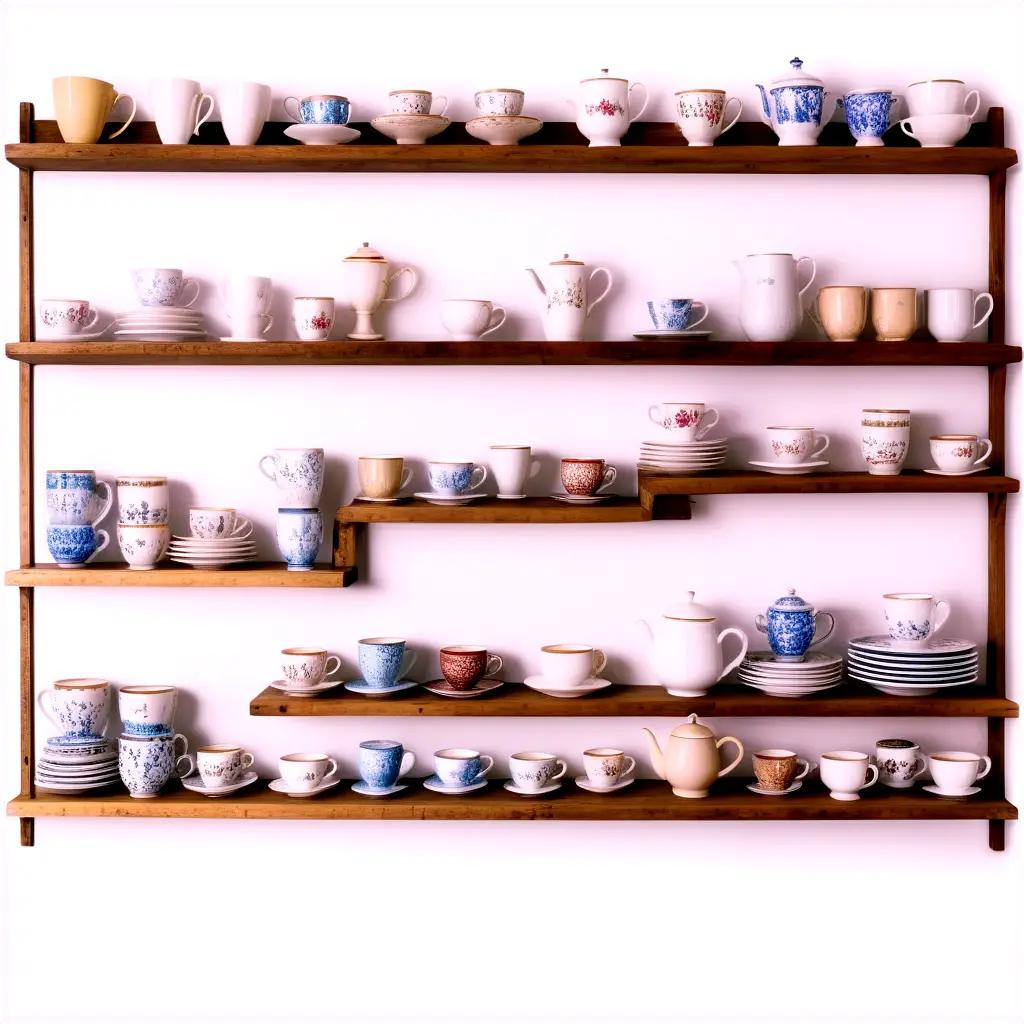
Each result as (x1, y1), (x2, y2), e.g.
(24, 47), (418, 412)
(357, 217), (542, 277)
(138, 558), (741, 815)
(573, 69), (648, 147)
(734, 253), (816, 342)
(526, 254), (612, 341)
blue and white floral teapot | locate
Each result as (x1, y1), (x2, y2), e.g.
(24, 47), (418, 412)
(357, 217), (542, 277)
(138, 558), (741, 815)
(756, 58), (833, 146)
(755, 587), (835, 662)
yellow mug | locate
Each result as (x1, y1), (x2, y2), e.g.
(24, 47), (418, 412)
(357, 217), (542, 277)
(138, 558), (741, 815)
(871, 287), (918, 343)
(816, 285), (868, 343)
(53, 76), (136, 144)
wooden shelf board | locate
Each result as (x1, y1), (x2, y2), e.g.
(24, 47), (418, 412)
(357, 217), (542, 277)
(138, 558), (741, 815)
(338, 496), (646, 524)
(8, 780), (1016, 822)
(250, 683), (1018, 719)
(4, 561), (355, 588)
(6, 340), (1022, 367)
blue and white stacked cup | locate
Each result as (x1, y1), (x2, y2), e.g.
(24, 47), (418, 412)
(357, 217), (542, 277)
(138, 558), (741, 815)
(260, 448), (326, 570)
(45, 469), (112, 567)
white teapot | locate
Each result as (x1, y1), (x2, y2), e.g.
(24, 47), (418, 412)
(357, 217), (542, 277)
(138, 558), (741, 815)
(526, 254), (612, 341)
(638, 590), (749, 696)
(572, 69), (648, 147)
(756, 58), (833, 146)
(339, 242), (417, 340)
(734, 252), (816, 342)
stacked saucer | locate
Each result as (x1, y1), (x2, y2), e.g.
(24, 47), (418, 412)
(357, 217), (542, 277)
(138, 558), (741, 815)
(113, 307), (211, 342)
(738, 652), (844, 698)
(36, 736), (118, 794)
(167, 534), (257, 569)
(846, 635), (979, 696)
(370, 114), (450, 144)
(638, 437), (728, 474)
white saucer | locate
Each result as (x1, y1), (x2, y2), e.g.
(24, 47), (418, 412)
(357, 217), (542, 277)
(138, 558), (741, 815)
(923, 466), (989, 476)
(351, 780), (408, 797)
(504, 780), (562, 796)
(574, 776), (635, 794)
(633, 330), (712, 340)
(464, 114), (543, 145)
(849, 635), (976, 656)
(353, 494), (406, 503)
(923, 784), (981, 798)
(371, 113), (450, 144)
(522, 675), (611, 698)
(551, 492), (612, 504)
(749, 460), (830, 475)
(746, 780), (804, 796)
(36, 327), (109, 343)
(343, 679), (419, 696)
(268, 777), (341, 798)
(422, 775), (489, 795)
(495, 493), (527, 500)
(181, 771), (259, 797)
(34, 778), (119, 794)
(267, 678), (344, 696)
(283, 123), (361, 146)
(414, 491), (487, 506)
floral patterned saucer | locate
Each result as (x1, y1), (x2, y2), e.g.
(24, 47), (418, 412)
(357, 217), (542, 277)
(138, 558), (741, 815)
(504, 780), (562, 796)
(574, 776), (634, 794)
(181, 771), (259, 798)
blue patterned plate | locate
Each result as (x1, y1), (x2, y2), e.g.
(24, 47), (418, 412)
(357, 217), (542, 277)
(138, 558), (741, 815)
(45, 734), (110, 750)
(351, 781), (408, 797)
(343, 679), (419, 696)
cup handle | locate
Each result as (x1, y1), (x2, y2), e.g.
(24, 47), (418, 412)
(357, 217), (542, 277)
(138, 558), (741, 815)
(485, 654), (503, 678)
(796, 256), (817, 298)
(107, 92), (137, 139)
(324, 758), (339, 782)
(258, 454), (277, 483)
(323, 655), (342, 679)
(194, 94), (215, 135)
(591, 648), (608, 678)
(173, 732), (189, 757)
(715, 737), (744, 778)
(810, 611), (835, 648)
(754, 613), (768, 635)
(91, 481), (113, 527)
(627, 82), (649, 122)
(230, 517), (254, 539)
(931, 600), (951, 637)
(963, 90), (981, 119)
(481, 305), (506, 337)
(648, 404), (664, 428)
(716, 626), (749, 681)
(174, 753), (194, 778)
(695, 407), (719, 440)
(528, 458), (542, 479)
(261, 314), (274, 335)
(900, 118), (916, 140)
(475, 755), (494, 780)
(550, 759), (568, 782)
(239, 753), (255, 771)
(283, 96), (302, 123)
(399, 649), (418, 680)
(793, 758), (812, 782)
(81, 308), (100, 331)
(974, 438), (993, 466)
(399, 467), (414, 491)
(860, 764), (879, 791)
(975, 755), (992, 782)
(382, 267), (417, 303)
(399, 751), (416, 778)
(432, 95), (449, 117)
(972, 292), (994, 330)
(719, 97), (743, 135)
(178, 278), (201, 308)
(911, 756), (928, 780)
(84, 529), (109, 564)
(811, 433), (830, 459)
(586, 268), (613, 316)
(37, 690), (60, 729)
(598, 466), (617, 493)
(619, 755), (636, 781)
(469, 466), (488, 491)
(687, 301), (710, 330)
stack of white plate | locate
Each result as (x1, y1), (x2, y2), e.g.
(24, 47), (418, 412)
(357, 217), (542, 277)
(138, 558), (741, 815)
(35, 737), (119, 794)
(846, 635), (979, 695)
(113, 307), (211, 342)
(737, 652), (844, 697)
(167, 534), (258, 569)
(637, 437), (728, 474)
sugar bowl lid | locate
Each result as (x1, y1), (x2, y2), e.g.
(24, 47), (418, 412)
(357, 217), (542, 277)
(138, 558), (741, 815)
(663, 590), (717, 621)
(770, 58), (824, 90)
(768, 587), (813, 612)
(670, 713), (714, 739)
(344, 242), (387, 262)
(550, 253), (583, 265)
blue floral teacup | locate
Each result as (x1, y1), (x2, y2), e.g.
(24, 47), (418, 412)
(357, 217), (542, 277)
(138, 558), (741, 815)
(427, 460), (487, 496)
(358, 740), (415, 790)
(357, 637), (418, 688)
(131, 267), (200, 308)
(118, 733), (192, 798)
(38, 679), (110, 739)
(434, 748), (493, 788)
(46, 470), (113, 526)
(647, 298), (710, 332)
(47, 523), (109, 567)
(284, 94), (350, 125)
(275, 508), (322, 571)
(839, 90), (903, 147)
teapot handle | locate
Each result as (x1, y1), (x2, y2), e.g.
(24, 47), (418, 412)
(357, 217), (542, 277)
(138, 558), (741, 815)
(715, 736), (744, 779)
(715, 626), (749, 681)
(586, 268), (613, 316)
(809, 611), (835, 648)
(754, 613), (768, 635)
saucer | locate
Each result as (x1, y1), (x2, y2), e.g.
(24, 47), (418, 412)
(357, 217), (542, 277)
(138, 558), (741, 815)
(465, 114), (543, 145)
(551, 493), (612, 504)
(36, 327), (109, 343)
(268, 678), (344, 696)
(353, 494), (407, 503)
(504, 780), (562, 797)
(422, 677), (503, 699)
(748, 460), (830, 475)
(268, 777), (341, 798)
(746, 780), (804, 796)
(495, 493), (527, 500)
(283, 123), (361, 146)
(574, 776), (635, 794)
(34, 778), (119, 794)
(343, 679), (419, 696)
(422, 775), (488, 795)
(633, 330), (712, 340)
(414, 491), (487, 506)
(351, 780), (408, 797)
(923, 784), (981, 798)
(181, 771), (259, 797)
(45, 734), (109, 750)
(923, 466), (989, 476)
(371, 113), (450, 144)
(522, 675), (611, 698)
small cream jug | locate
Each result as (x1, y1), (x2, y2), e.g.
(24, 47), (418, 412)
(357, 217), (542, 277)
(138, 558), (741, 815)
(526, 254), (612, 341)
(643, 715), (745, 799)
(572, 68), (649, 147)
(339, 242), (417, 340)
(735, 252), (816, 342)
(638, 590), (749, 696)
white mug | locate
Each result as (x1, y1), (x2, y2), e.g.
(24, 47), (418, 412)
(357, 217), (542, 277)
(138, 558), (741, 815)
(218, 81), (272, 145)
(539, 644), (607, 688)
(440, 299), (506, 341)
(927, 751), (991, 795)
(926, 288), (994, 343)
(820, 751), (879, 801)
(227, 312), (273, 340)
(906, 80), (980, 118)
(882, 592), (951, 647)
(929, 434), (992, 473)
(292, 297), (335, 341)
(766, 426), (829, 465)
(223, 275), (272, 315)
(488, 445), (540, 498)
(876, 740), (927, 789)
(151, 77), (214, 144)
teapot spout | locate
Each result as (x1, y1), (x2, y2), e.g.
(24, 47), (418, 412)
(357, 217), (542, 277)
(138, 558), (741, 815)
(642, 728), (666, 780)
(525, 267), (546, 298)
(756, 84), (771, 125)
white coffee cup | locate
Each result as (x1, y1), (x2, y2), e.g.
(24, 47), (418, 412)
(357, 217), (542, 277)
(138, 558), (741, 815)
(876, 739), (927, 789)
(281, 647), (342, 688)
(218, 81), (272, 145)
(900, 113), (972, 148)
(474, 88), (524, 116)
(38, 299), (99, 338)
(223, 275), (272, 316)
(278, 752), (338, 792)
(861, 409), (911, 476)
(926, 288), (994, 343)
(905, 80), (980, 118)
(197, 744), (255, 789)
(440, 299), (507, 341)
(674, 89), (742, 147)
(583, 747), (636, 788)
(539, 644), (607, 688)
(929, 434), (992, 473)
(882, 592), (951, 647)
(927, 751), (991, 795)
(820, 751), (879, 801)
(117, 522), (170, 569)
(292, 296), (335, 341)
(389, 89), (448, 116)
(189, 507), (253, 540)
(489, 445), (540, 498)
(151, 77), (214, 144)
(508, 751), (567, 792)
(766, 426), (830, 465)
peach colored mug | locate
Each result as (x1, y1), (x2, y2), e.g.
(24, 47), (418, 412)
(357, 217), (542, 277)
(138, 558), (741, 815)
(816, 285), (867, 342)
(53, 76), (136, 144)
(871, 287), (918, 342)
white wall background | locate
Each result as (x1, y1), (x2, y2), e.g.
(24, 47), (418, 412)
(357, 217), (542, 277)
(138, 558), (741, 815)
(1, 1), (1021, 1022)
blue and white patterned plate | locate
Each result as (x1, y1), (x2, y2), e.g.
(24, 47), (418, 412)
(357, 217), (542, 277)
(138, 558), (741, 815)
(343, 679), (419, 696)
(351, 780), (408, 797)
(422, 775), (488, 795)
(45, 735), (110, 750)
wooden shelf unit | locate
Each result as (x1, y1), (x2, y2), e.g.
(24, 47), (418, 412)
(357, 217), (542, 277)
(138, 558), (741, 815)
(5, 562), (355, 588)
(7, 101), (1017, 848)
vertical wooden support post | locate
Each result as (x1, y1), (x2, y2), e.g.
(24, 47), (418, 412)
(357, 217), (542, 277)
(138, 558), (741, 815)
(332, 520), (360, 576)
(988, 108), (1006, 346)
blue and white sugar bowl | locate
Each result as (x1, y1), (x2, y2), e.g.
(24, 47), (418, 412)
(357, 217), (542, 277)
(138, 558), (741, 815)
(755, 587), (835, 662)
(838, 89), (903, 147)
(756, 58), (833, 146)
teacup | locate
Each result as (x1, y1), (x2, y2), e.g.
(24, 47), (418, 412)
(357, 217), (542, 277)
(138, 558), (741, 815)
(647, 402), (719, 441)
(292, 297), (335, 341)
(509, 751), (567, 792)
(47, 523), (109, 567)
(871, 288), (917, 342)
(259, 448), (325, 507)
(46, 469), (113, 526)
(279, 752), (338, 792)
(117, 475), (169, 525)
(428, 460), (487, 496)
(439, 645), (503, 690)
(434, 748), (493, 788)
(197, 744), (255, 789)
(38, 299), (99, 338)
(389, 89), (448, 116)
(861, 409), (911, 476)
(222, 274), (272, 315)
(560, 458), (616, 496)
(926, 288), (995, 343)
(284, 94), (351, 125)
(875, 739), (927, 789)
(815, 286), (867, 342)
(358, 740), (415, 790)
(927, 751), (991, 795)
(900, 113), (972, 148)
(819, 750), (878, 801)
(117, 522), (170, 570)
(646, 298), (709, 332)
(275, 508), (323, 571)
(53, 75), (136, 143)
(132, 267), (200, 308)
(358, 456), (412, 500)
(440, 299), (507, 341)
(905, 80), (980, 117)
(358, 637), (417, 689)
(766, 426), (830, 465)
(882, 593), (950, 647)
(39, 679), (110, 738)
(281, 647), (342, 688)
(674, 90), (742, 147)
(189, 507), (253, 540)
(752, 749), (813, 791)
(118, 685), (177, 737)
(539, 644), (607, 688)
(488, 445), (539, 498)
(929, 434), (992, 473)
(118, 733), (192, 798)
(474, 88), (524, 116)
(839, 90), (902, 146)
(583, 748), (636, 789)
(227, 311), (273, 339)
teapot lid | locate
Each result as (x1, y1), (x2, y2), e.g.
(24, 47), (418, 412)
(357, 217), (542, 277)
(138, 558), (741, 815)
(344, 242), (386, 262)
(770, 58), (824, 90)
(550, 253), (584, 266)
(769, 587), (813, 612)
(581, 68), (627, 84)
(670, 713), (714, 739)
(663, 590), (717, 622)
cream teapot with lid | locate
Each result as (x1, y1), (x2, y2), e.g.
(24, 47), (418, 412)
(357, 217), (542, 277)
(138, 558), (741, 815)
(643, 714), (745, 798)
(526, 254), (612, 341)
(339, 242), (417, 341)
(572, 68), (648, 147)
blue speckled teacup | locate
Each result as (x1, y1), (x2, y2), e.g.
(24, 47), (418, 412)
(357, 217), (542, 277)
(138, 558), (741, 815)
(284, 94), (350, 125)
(358, 740), (415, 789)
(434, 748), (493, 788)
(647, 298), (710, 332)
(358, 637), (418, 688)
(47, 523), (109, 567)
(427, 460), (487, 496)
